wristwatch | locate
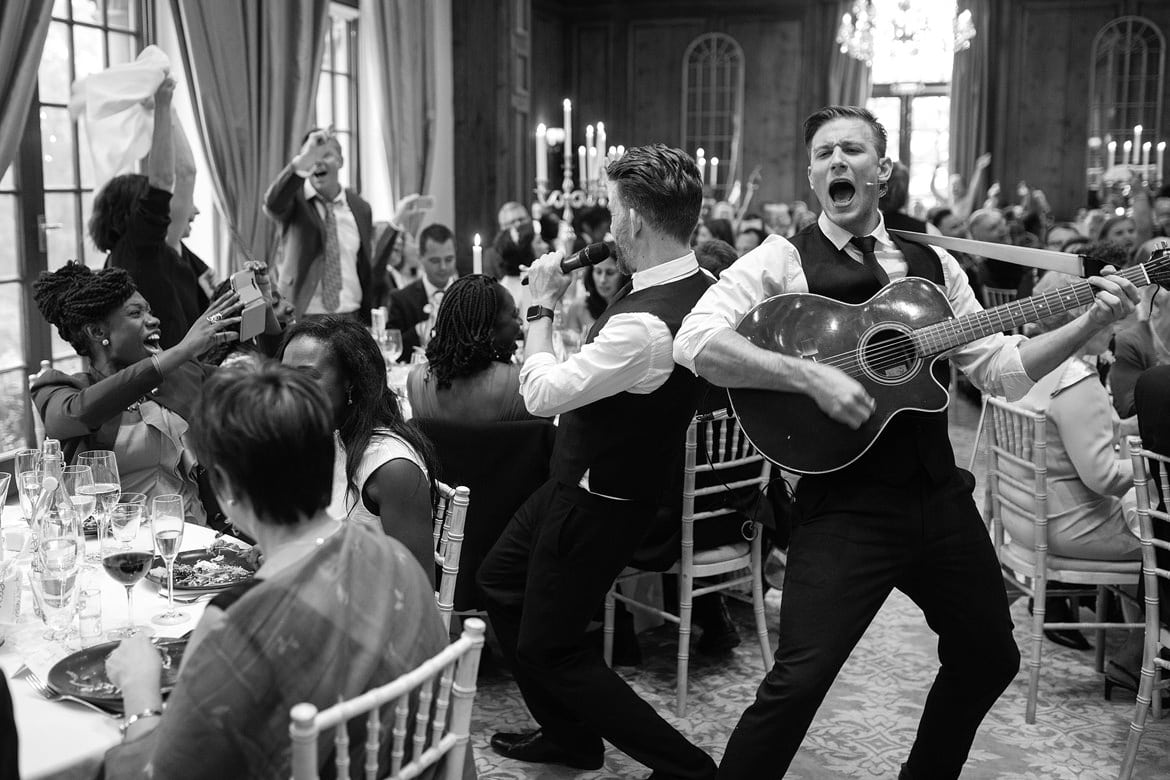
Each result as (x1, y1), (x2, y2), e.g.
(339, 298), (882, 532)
(526, 305), (555, 323)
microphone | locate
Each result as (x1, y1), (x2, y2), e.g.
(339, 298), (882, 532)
(522, 242), (611, 284)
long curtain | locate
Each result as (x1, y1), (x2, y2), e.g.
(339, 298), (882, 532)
(948, 0), (991, 192)
(171, 0), (329, 268)
(0, 1), (53, 177)
(827, 1), (873, 107)
(362, 0), (435, 202)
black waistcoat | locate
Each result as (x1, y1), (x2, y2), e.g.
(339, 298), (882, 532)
(549, 269), (714, 502)
(789, 223), (957, 485)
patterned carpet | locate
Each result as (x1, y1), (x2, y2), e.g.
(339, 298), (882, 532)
(469, 396), (1170, 779)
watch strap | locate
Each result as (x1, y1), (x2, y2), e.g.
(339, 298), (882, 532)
(526, 305), (555, 322)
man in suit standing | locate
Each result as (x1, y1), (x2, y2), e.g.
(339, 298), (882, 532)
(265, 129), (376, 323)
(386, 223), (457, 361)
(674, 105), (1140, 779)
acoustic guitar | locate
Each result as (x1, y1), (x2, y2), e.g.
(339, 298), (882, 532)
(727, 249), (1170, 475)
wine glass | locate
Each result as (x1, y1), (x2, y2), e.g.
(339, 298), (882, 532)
(77, 451), (120, 551)
(150, 494), (188, 626)
(382, 328), (403, 365)
(109, 503), (144, 547)
(31, 516), (82, 641)
(100, 522), (153, 638)
(61, 465), (95, 535)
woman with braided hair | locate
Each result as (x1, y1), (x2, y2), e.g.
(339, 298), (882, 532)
(31, 262), (243, 524)
(278, 316), (438, 583)
(406, 273), (532, 422)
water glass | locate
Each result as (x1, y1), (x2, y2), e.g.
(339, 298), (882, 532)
(28, 566), (79, 642)
(151, 494), (188, 626)
(78, 587), (103, 645)
(109, 503), (144, 546)
(382, 328), (403, 365)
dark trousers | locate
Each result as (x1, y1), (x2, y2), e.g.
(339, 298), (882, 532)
(479, 480), (718, 780)
(717, 469), (1020, 780)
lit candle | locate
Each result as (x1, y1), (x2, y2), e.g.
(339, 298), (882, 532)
(562, 99), (572, 155)
(710, 156), (719, 192)
(1134, 125), (1143, 165)
(1107, 140), (1116, 169)
(696, 147), (706, 185)
(596, 122), (606, 167)
(1158, 141), (1166, 186)
(585, 124), (594, 158)
(578, 145), (587, 187)
(588, 147), (598, 187)
(535, 124), (548, 183)
(1124, 140), (1132, 167)
(1143, 141), (1152, 170)
(616, 145), (625, 159)
(473, 233), (482, 275)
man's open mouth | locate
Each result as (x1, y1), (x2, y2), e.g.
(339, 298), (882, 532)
(829, 179), (856, 207)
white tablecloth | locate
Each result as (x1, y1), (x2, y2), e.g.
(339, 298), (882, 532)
(0, 523), (230, 780)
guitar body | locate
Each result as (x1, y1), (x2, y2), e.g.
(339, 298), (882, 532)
(729, 277), (955, 474)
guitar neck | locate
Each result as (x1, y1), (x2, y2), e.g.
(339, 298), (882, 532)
(912, 263), (1152, 356)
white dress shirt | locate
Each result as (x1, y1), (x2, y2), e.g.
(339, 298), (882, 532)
(674, 212), (1035, 401)
(301, 178), (362, 314)
(520, 252), (700, 418)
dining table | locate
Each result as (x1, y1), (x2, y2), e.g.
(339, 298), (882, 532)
(0, 520), (243, 780)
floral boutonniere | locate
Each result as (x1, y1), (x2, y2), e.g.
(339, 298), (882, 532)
(423, 303), (434, 316)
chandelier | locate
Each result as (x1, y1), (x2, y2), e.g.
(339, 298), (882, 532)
(836, 1), (977, 65)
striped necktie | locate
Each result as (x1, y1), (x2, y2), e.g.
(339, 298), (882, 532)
(320, 197), (342, 310)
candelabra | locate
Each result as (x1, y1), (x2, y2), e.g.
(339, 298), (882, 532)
(533, 101), (619, 224)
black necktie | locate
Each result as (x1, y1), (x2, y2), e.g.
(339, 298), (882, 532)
(849, 235), (889, 286)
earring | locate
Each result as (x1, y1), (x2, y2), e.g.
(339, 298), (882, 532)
(346, 389), (353, 406)
(101, 338), (110, 346)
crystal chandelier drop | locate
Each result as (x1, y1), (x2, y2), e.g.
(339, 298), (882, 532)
(836, 1), (977, 65)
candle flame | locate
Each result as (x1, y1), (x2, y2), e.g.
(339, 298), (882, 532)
(1159, 142), (1167, 150)
(474, 233), (481, 247)
(563, 98), (571, 109)
(536, 123), (546, 136)
(1135, 124), (1143, 133)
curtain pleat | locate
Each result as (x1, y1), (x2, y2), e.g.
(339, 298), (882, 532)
(948, 0), (991, 190)
(827, 1), (873, 107)
(362, 0), (435, 202)
(171, 0), (329, 268)
(0, 1), (54, 178)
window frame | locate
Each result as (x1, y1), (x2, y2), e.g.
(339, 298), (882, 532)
(317, 1), (361, 192)
(680, 32), (745, 201)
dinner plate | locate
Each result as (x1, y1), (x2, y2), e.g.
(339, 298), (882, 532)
(145, 546), (256, 593)
(47, 637), (188, 712)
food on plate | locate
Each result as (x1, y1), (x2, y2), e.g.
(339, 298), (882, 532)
(149, 553), (253, 589)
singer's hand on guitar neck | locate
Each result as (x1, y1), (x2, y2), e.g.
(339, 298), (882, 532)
(524, 250), (573, 307)
(1086, 268), (1139, 327)
(805, 361), (876, 431)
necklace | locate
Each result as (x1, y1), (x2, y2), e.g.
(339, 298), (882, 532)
(257, 518), (343, 576)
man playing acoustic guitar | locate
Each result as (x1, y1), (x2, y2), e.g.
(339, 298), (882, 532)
(674, 105), (1140, 779)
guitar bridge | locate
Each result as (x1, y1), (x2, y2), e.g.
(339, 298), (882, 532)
(798, 339), (819, 360)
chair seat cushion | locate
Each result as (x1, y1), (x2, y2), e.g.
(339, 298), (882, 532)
(1000, 541), (1141, 575)
(693, 541), (750, 566)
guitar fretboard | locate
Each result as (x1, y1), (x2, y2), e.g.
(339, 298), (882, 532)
(910, 263), (1152, 357)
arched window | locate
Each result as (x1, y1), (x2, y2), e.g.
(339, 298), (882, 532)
(681, 33), (744, 200)
(1087, 17), (1165, 178)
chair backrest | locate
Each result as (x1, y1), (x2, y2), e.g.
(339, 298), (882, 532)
(289, 617), (486, 780)
(983, 285), (1017, 308)
(1127, 436), (1170, 649)
(681, 409), (772, 562)
(28, 359), (51, 449)
(433, 480), (469, 629)
(985, 395), (1049, 567)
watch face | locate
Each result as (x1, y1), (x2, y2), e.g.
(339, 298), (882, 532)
(526, 305), (552, 322)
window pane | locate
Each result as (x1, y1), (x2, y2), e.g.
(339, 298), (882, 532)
(908, 96), (950, 211)
(107, 31), (135, 67)
(72, 0), (103, 26)
(40, 107), (77, 189)
(73, 25), (104, 80)
(867, 97), (902, 162)
(0, 366), (29, 457)
(316, 76), (333, 129)
(39, 23), (73, 105)
(44, 193), (80, 268)
(0, 284), (25, 369)
(334, 74), (350, 133)
(77, 116), (95, 189)
(106, 0), (138, 31)
(0, 166), (13, 192)
(332, 19), (349, 72)
(0, 196), (18, 278)
(53, 0), (70, 20)
(80, 190), (99, 266)
(336, 132), (352, 188)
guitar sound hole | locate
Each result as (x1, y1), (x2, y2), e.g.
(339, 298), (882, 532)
(861, 329), (918, 383)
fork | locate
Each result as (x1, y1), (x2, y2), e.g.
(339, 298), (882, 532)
(15, 665), (120, 719)
(170, 593), (213, 604)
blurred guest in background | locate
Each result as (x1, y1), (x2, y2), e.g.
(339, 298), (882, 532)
(735, 228), (766, 256)
(386, 224), (458, 361)
(561, 257), (629, 335)
(693, 217), (734, 247)
(695, 238), (739, 279)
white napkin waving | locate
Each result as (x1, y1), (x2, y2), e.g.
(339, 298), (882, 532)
(68, 45), (171, 188)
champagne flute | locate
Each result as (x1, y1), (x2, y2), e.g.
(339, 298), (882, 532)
(101, 522), (153, 638)
(14, 449), (41, 523)
(77, 451), (120, 557)
(16, 471), (42, 528)
(150, 495), (188, 626)
(32, 513), (81, 641)
(382, 328), (403, 364)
